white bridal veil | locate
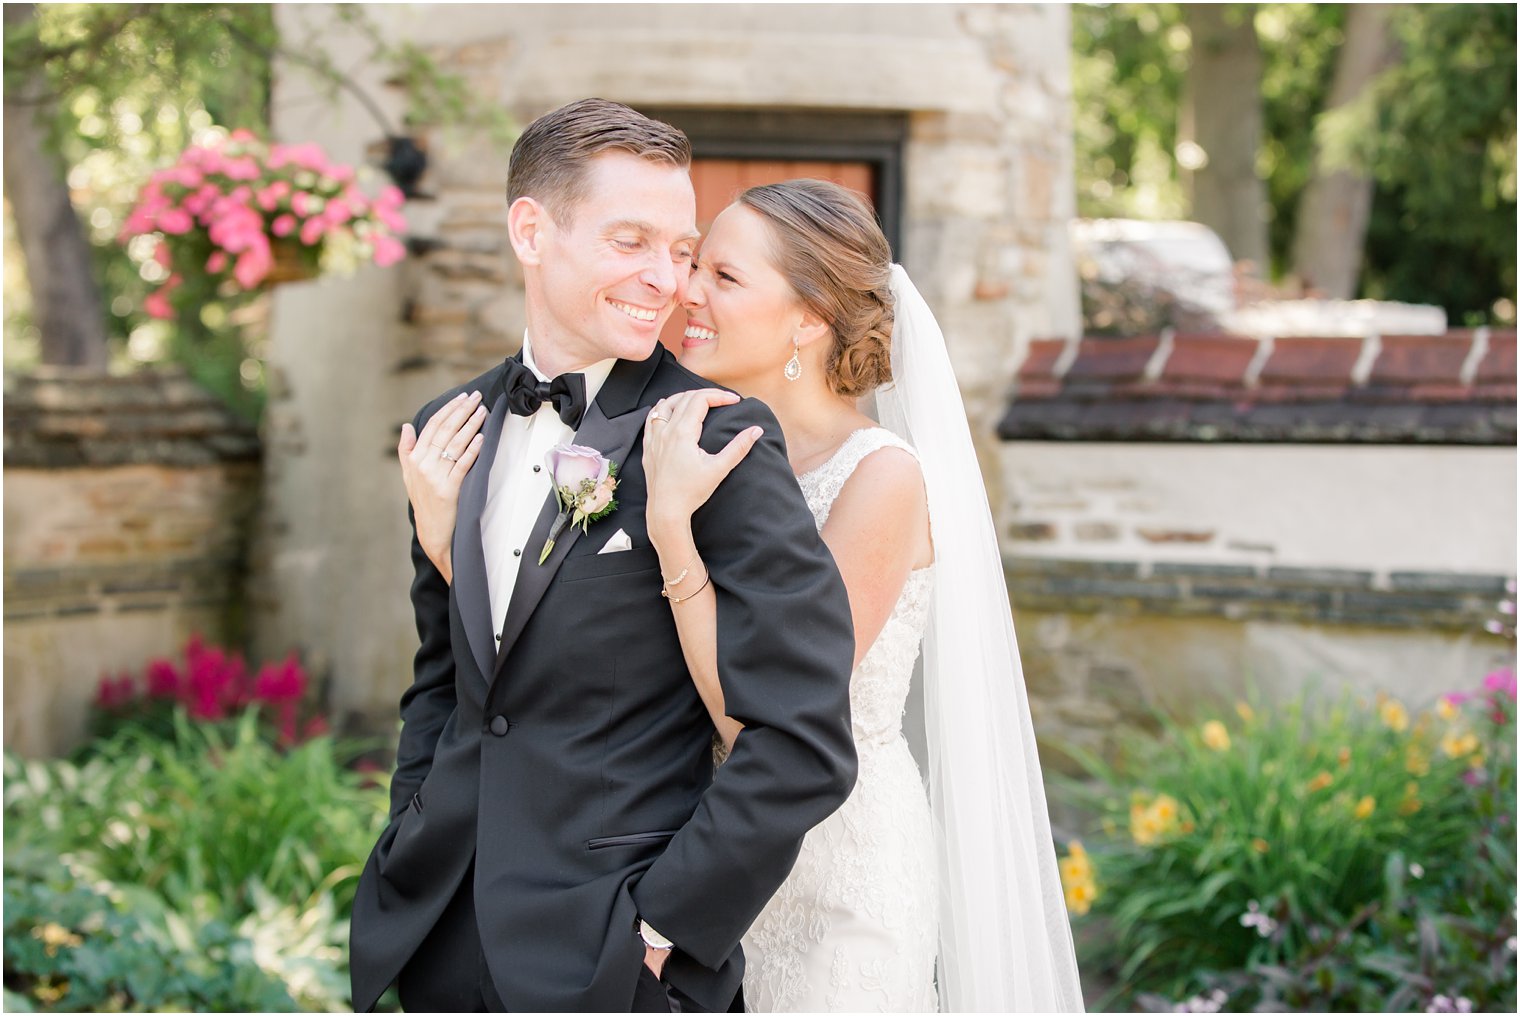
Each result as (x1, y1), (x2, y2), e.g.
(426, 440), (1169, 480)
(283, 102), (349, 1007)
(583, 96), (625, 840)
(875, 265), (1085, 1012)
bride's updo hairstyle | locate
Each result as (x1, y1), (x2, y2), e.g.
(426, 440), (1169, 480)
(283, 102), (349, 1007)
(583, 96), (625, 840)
(738, 180), (895, 397)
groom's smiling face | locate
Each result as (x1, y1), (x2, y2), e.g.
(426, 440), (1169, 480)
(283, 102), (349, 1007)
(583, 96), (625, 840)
(523, 151), (698, 369)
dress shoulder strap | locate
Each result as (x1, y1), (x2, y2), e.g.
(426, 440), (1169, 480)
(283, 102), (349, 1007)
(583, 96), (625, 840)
(798, 427), (919, 530)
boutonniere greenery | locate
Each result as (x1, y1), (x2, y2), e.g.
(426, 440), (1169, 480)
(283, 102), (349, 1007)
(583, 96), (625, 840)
(539, 443), (619, 564)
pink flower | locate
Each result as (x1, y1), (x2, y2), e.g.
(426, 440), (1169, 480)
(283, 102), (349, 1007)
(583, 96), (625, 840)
(233, 242), (273, 289)
(229, 128), (258, 143)
(547, 444), (611, 491)
(375, 203), (408, 233)
(271, 214), (297, 238)
(371, 232), (406, 267)
(151, 243), (173, 268)
(1463, 769), (1487, 787)
(143, 288), (175, 320)
(323, 198), (353, 225)
(1483, 668), (1516, 701)
(377, 185), (405, 209)
(206, 250), (228, 273)
(256, 186), (282, 212)
(291, 191), (313, 217)
(299, 216), (327, 246)
(222, 156), (262, 181)
(158, 208), (193, 235)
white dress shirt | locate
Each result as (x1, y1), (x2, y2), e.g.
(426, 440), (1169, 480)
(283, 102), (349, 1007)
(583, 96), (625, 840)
(480, 332), (616, 637)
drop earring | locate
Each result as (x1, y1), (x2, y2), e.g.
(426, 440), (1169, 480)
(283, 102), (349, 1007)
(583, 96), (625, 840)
(783, 337), (802, 382)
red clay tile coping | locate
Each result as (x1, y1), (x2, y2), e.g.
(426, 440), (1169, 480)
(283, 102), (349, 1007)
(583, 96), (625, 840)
(1015, 329), (1517, 402)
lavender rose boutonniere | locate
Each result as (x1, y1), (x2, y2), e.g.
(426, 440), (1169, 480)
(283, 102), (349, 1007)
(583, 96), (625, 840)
(539, 443), (619, 564)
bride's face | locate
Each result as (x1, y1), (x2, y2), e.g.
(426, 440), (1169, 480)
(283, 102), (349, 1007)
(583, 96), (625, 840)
(678, 204), (812, 392)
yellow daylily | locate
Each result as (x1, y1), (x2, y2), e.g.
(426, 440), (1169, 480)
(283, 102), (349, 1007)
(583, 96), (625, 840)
(1436, 697), (1459, 722)
(1353, 795), (1376, 820)
(1380, 699), (1410, 732)
(1441, 730), (1479, 758)
(1201, 720), (1231, 752)
(1235, 701), (1256, 723)
(1306, 770), (1334, 793)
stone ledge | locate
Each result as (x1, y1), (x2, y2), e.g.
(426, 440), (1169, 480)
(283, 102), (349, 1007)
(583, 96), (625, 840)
(4, 368), (260, 469)
(1006, 556), (1508, 631)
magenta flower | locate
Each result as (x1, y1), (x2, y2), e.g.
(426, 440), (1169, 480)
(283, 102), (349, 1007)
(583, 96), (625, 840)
(144, 658), (181, 699)
(1483, 668), (1516, 701)
(271, 214), (297, 238)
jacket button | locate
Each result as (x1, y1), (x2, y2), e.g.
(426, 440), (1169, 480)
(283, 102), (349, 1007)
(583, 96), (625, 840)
(489, 715), (510, 736)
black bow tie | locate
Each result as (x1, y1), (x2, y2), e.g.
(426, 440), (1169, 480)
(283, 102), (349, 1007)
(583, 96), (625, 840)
(501, 358), (587, 428)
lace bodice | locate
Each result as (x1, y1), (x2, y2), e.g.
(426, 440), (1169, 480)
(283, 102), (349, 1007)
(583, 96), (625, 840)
(738, 426), (940, 1012)
(797, 428), (934, 750)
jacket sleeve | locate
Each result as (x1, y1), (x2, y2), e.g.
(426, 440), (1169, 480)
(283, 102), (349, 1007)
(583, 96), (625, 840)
(386, 401), (459, 821)
(630, 397), (857, 968)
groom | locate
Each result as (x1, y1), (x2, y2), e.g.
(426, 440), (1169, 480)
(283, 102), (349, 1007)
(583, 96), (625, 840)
(349, 99), (858, 1013)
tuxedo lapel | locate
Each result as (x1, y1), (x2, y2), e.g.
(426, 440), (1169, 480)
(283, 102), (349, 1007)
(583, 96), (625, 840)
(453, 391), (508, 683)
(490, 350), (661, 682)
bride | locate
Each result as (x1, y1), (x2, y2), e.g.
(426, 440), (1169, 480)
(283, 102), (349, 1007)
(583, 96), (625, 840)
(640, 180), (1083, 1013)
(399, 177), (1083, 1012)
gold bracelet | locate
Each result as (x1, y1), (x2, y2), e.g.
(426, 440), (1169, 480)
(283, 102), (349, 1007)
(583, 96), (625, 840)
(661, 550), (701, 589)
(662, 569), (711, 604)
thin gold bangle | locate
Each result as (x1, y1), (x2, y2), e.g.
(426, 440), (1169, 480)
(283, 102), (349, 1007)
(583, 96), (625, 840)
(662, 569), (711, 604)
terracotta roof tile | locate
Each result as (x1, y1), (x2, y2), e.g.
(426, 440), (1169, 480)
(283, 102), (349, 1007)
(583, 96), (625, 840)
(1064, 335), (1160, 381)
(1161, 333), (1258, 384)
(1258, 336), (1362, 385)
(1369, 333), (1473, 386)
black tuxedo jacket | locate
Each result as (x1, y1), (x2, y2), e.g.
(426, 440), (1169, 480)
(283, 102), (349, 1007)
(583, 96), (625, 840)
(349, 346), (857, 1012)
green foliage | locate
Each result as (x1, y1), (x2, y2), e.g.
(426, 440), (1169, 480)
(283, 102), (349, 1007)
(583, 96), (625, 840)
(1072, 3), (1517, 322)
(4, 4), (278, 417)
(1361, 4), (1518, 323)
(1057, 676), (1517, 1012)
(1072, 3), (1190, 219)
(3, 3), (515, 418)
(7, 711), (388, 917)
(3, 851), (303, 1012)
(1255, 3), (1345, 278)
(3, 710), (390, 1009)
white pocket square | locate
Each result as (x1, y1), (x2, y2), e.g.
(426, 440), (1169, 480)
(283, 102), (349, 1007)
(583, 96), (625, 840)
(597, 528), (632, 554)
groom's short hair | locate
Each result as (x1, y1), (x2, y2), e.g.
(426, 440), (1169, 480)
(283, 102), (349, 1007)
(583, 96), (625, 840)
(507, 98), (691, 224)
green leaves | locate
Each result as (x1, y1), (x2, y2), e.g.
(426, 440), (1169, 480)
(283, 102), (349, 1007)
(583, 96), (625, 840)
(3, 710), (389, 1010)
(1057, 681), (1517, 1011)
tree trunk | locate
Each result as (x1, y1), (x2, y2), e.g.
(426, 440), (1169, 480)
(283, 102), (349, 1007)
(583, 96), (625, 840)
(1182, 4), (1270, 277)
(1290, 4), (1397, 299)
(3, 3), (109, 369)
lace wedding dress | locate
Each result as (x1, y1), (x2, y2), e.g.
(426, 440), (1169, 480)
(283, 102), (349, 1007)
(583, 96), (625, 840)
(740, 427), (940, 1012)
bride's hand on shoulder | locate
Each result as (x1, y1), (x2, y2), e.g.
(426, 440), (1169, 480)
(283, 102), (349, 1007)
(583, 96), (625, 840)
(641, 389), (762, 539)
(398, 391), (487, 585)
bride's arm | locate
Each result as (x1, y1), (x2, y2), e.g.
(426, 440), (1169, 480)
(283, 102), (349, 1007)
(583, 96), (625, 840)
(642, 390), (762, 752)
(819, 448), (933, 671)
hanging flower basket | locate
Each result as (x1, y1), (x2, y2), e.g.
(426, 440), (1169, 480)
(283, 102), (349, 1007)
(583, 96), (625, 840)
(264, 239), (319, 286)
(121, 129), (409, 320)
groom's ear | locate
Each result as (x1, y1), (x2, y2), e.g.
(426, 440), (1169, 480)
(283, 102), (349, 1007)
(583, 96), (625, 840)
(508, 196), (549, 266)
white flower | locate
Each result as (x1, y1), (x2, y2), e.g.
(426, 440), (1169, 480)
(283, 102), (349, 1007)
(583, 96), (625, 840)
(1239, 899), (1278, 938)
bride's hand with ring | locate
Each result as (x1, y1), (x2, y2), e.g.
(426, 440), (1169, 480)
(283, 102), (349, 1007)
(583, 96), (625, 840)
(398, 391), (487, 584)
(642, 389), (762, 539)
